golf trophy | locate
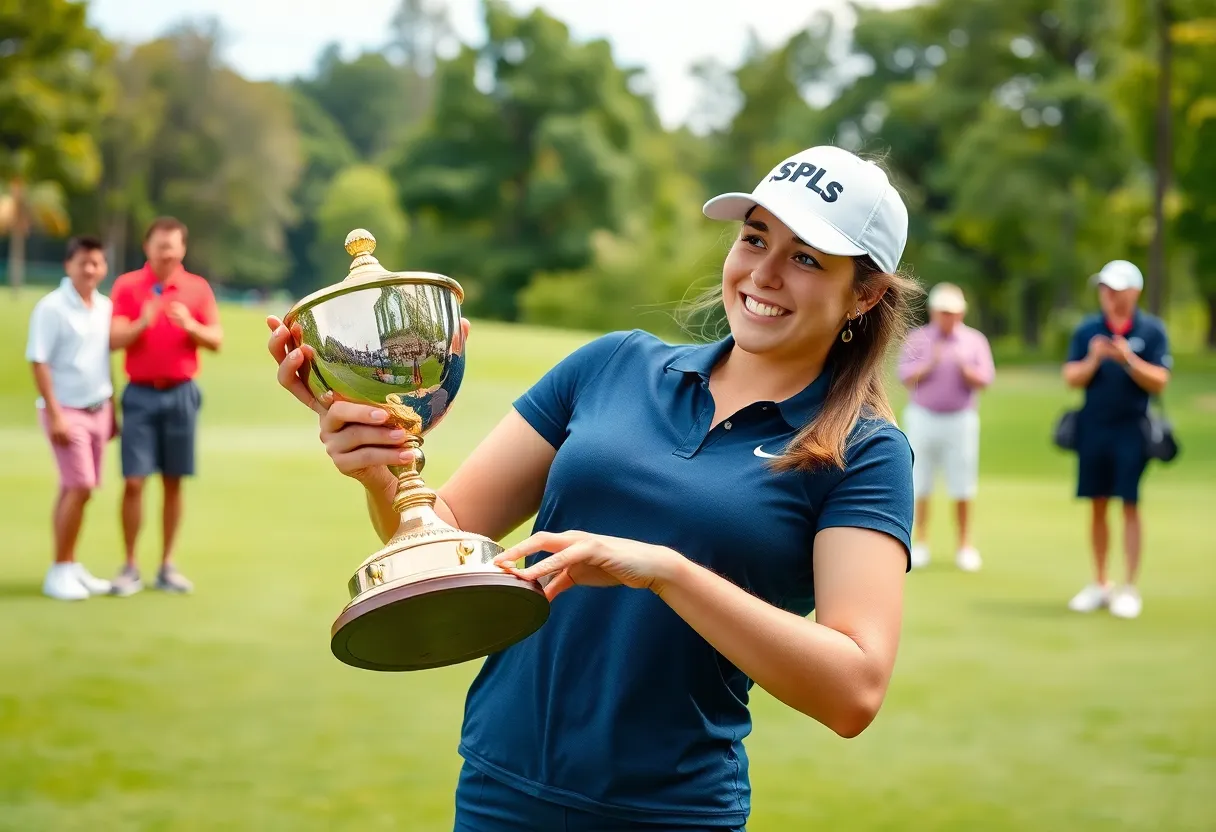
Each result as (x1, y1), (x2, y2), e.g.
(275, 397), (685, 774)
(284, 229), (550, 672)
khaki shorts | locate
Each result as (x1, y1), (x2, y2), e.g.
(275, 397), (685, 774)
(903, 402), (980, 500)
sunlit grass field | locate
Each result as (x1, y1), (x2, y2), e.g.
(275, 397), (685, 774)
(1, 292), (1213, 831)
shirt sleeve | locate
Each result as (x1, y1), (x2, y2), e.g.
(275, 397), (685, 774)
(111, 276), (139, 321)
(815, 423), (915, 569)
(512, 330), (638, 450)
(1066, 322), (1089, 363)
(25, 298), (59, 364)
(1142, 323), (1172, 370)
(897, 327), (931, 385)
(970, 332), (996, 387)
(195, 280), (220, 326)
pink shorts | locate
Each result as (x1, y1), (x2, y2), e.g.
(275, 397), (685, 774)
(38, 402), (112, 490)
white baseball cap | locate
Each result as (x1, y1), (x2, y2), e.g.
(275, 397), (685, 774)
(927, 283), (967, 314)
(702, 145), (909, 274)
(1092, 260), (1144, 292)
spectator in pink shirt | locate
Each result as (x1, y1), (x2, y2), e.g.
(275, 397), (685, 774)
(898, 283), (995, 572)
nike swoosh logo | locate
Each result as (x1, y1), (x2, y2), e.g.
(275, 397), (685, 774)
(753, 445), (781, 459)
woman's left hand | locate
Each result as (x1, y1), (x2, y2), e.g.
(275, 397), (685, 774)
(494, 531), (684, 601)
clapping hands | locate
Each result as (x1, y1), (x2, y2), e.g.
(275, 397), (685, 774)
(1088, 334), (1133, 365)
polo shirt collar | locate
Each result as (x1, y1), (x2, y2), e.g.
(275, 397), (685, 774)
(666, 336), (833, 427)
(142, 262), (185, 284)
(1104, 308), (1141, 336)
(58, 276), (92, 309)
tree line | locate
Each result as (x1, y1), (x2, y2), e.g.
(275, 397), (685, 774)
(3, 0), (1214, 350)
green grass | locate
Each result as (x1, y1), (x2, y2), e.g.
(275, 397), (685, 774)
(1, 291), (1213, 831)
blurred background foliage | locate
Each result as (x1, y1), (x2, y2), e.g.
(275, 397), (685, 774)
(3, 0), (1214, 354)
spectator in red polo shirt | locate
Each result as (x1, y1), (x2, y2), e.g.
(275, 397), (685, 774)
(109, 217), (223, 596)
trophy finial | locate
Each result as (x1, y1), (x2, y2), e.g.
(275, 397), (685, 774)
(344, 228), (382, 277)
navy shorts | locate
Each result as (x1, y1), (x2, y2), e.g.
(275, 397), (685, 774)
(1076, 422), (1148, 504)
(119, 381), (202, 479)
(453, 762), (745, 832)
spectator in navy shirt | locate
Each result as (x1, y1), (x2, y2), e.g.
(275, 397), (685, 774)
(1063, 260), (1172, 620)
(268, 145), (919, 831)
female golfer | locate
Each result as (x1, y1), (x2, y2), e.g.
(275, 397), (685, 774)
(267, 145), (918, 831)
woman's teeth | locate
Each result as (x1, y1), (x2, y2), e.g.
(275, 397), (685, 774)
(744, 296), (789, 317)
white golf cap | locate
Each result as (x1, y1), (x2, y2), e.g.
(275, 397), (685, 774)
(927, 283), (967, 314)
(702, 145), (908, 274)
(1092, 260), (1144, 292)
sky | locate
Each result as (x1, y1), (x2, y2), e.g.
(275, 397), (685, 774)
(87, 0), (916, 129)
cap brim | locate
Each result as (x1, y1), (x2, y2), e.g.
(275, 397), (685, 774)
(702, 193), (867, 258)
(1091, 273), (1134, 291)
(929, 301), (967, 314)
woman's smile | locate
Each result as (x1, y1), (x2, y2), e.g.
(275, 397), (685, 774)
(741, 291), (792, 319)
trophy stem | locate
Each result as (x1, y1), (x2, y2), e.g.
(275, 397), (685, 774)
(392, 434), (438, 515)
(385, 432), (458, 549)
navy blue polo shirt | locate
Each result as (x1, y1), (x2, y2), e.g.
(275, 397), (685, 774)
(1067, 310), (1172, 429)
(458, 329), (913, 828)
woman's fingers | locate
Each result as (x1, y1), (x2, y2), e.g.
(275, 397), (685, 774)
(496, 531), (582, 564)
(320, 400), (392, 434)
(329, 446), (417, 473)
(324, 424), (411, 455)
(276, 347), (324, 414)
(267, 315), (328, 415)
(498, 539), (593, 583)
(541, 569), (576, 601)
(266, 316), (289, 363)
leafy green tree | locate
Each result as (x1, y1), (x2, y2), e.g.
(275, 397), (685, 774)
(519, 132), (727, 337)
(295, 46), (428, 162)
(778, 0), (1139, 344)
(1112, 0), (1216, 345)
(282, 89), (360, 296)
(387, 0), (663, 320)
(312, 164), (409, 286)
(1170, 13), (1216, 346)
(0, 0), (111, 289)
(70, 24), (302, 286)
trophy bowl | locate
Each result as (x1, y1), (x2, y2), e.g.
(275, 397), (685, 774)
(283, 229), (550, 672)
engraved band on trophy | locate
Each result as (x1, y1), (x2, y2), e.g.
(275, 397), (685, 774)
(283, 229), (550, 672)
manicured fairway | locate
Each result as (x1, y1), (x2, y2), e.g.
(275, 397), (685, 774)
(1, 294), (1212, 831)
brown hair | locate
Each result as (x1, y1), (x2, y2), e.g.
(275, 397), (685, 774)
(144, 216), (189, 244)
(678, 252), (922, 473)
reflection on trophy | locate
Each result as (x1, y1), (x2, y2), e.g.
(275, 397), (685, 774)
(283, 229), (550, 672)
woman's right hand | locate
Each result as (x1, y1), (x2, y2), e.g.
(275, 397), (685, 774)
(265, 315), (414, 485)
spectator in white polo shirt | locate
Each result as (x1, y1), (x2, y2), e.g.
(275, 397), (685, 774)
(25, 236), (119, 601)
(898, 282), (995, 572)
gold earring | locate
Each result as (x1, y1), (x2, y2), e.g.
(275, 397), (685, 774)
(841, 312), (855, 343)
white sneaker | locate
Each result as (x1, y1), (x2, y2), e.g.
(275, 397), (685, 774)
(69, 563), (112, 596)
(955, 546), (982, 572)
(42, 563), (89, 601)
(910, 543), (930, 569)
(1068, 582), (1112, 613)
(1109, 586), (1143, 619)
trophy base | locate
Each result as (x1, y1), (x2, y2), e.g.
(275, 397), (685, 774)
(331, 540), (550, 673)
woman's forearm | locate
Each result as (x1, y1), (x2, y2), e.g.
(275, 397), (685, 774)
(362, 467), (400, 544)
(655, 556), (895, 738)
